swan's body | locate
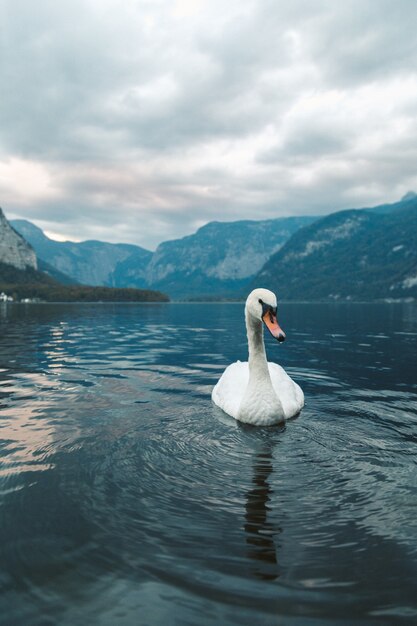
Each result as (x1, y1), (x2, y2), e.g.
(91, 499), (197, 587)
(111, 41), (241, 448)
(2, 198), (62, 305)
(212, 288), (304, 426)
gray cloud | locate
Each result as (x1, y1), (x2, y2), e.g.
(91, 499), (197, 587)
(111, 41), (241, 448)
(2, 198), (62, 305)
(1, 0), (417, 248)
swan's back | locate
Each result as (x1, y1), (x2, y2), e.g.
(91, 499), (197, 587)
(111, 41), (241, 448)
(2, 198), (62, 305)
(212, 360), (304, 421)
(212, 361), (249, 419)
(268, 362), (304, 419)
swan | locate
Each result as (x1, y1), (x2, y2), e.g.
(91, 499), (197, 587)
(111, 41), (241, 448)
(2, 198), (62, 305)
(212, 288), (304, 426)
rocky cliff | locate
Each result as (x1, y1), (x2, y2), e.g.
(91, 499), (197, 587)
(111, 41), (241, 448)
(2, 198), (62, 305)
(0, 208), (37, 270)
(145, 216), (316, 298)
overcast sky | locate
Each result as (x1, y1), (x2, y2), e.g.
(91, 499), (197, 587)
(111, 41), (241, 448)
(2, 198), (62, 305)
(1, 0), (417, 249)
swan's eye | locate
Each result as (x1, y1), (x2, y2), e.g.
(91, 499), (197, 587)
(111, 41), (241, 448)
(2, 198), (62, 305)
(258, 299), (263, 305)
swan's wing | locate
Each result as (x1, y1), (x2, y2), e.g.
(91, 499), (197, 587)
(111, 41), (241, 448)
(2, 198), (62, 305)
(268, 362), (304, 419)
(212, 361), (249, 419)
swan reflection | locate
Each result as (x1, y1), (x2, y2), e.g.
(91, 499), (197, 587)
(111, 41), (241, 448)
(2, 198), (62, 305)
(244, 445), (281, 581)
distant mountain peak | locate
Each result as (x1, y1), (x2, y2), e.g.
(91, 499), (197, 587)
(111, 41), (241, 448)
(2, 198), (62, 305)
(401, 191), (417, 202)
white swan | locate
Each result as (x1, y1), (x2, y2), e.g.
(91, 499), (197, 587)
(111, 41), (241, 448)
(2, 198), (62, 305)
(212, 288), (304, 426)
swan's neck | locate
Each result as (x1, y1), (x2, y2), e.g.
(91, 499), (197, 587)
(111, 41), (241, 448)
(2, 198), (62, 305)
(237, 308), (284, 425)
(245, 308), (269, 379)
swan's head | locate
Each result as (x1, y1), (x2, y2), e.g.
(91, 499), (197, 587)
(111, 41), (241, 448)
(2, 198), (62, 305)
(245, 288), (286, 342)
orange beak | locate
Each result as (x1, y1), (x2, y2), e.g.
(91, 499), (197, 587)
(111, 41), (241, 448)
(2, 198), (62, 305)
(262, 310), (286, 342)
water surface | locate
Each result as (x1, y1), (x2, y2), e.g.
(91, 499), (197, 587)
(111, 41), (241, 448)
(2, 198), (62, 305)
(0, 302), (416, 625)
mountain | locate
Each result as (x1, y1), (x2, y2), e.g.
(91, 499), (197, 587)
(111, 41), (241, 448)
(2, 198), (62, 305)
(12, 215), (316, 299)
(0, 208), (37, 270)
(1, 210), (168, 302)
(10, 193), (417, 301)
(256, 197), (417, 301)
(37, 258), (80, 285)
(11, 220), (152, 288)
(1, 208), (76, 290)
(146, 217), (317, 299)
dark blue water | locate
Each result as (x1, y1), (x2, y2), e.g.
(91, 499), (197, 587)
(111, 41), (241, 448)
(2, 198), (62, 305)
(0, 302), (416, 625)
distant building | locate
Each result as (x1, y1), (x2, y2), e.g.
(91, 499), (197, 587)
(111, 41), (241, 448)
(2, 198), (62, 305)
(21, 297), (41, 303)
(0, 292), (13, 302)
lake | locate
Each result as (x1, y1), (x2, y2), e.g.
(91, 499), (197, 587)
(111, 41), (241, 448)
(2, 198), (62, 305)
(0, 301), (416, 625)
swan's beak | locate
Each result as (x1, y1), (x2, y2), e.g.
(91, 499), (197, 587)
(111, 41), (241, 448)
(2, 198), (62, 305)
(262, 309), (286, 342)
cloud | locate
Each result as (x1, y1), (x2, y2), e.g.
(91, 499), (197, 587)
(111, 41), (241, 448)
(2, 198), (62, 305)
(1, 0), (417, 248)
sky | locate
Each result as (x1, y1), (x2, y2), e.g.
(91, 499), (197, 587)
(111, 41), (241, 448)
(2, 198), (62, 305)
(1, 0), (417, 249)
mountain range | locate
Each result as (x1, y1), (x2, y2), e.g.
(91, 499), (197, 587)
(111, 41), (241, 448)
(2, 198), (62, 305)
(12, 216), (316, 299)
(0, 209), (167, 302)
(11, 220), (152, 288)
(257, 195), (417, 300)
(5, 192), (417, 301)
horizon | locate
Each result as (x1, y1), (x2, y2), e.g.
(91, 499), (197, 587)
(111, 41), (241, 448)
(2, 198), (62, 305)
(1, 1), (417, 248)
